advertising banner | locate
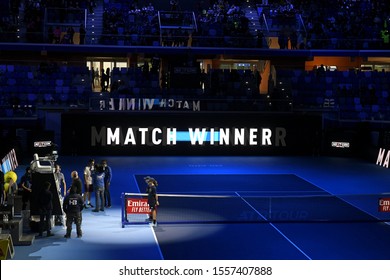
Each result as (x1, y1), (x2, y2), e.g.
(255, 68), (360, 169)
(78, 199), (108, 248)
(379, 198), (390, 212)
(126, 198), (150, 214)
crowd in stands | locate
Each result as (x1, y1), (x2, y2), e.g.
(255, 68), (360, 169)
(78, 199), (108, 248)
(0, 0), (21, 42)
(0, 15), (18, 42)
(0, 0), (389, 49)
(101, 1), (159, 46)
(264, 0), (298, 28)
(259, 0), (390, 50)
(0, 59), (268, 115)
(108, 66), (260, 100)
(98, 0), (390, 50)
(1, 55), (390, 121)
(193, 0), (252, 47)
(4, 0), (93, 43)
(295, 0), (390, 50)
(100, 0), (252, 47)
(1, 0), (390, 118)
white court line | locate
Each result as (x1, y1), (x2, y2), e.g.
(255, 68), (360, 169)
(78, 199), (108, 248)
(235, 191), (312, 260)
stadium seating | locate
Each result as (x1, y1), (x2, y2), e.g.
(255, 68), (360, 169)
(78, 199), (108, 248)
(0, 0), (389, 121)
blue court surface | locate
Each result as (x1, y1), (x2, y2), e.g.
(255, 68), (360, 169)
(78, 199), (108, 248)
(11, 156), (390, 260)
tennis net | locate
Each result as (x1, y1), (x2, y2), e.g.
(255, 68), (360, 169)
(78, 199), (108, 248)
(121, 192), (390, 226)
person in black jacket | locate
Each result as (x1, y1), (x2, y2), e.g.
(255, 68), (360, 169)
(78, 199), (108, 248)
(101, 160), (112, 208)
(70, 171), (83, 195)
(38, 181), (53, 237)
(63, 185), (84, 238)
(20, 167), (32, 210)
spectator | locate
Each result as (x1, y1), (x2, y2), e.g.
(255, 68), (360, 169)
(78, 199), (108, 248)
(252, 67), (262, 96)
(100, 68), (107, 91)
(53, 26), (61, 44)
(105, 68), (111, 90)
(170, 0), (179, 11)
(289, 31), (298, 49)
(47, 26), (54, 43)
(278, 32), (287, 49)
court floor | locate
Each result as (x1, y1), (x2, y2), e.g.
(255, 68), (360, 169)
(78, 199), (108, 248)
(11, 155), (390, 260)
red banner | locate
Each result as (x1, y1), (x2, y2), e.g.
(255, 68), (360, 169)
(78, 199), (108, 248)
(126, 198), (150, 214)
(378, 198), (390, 212)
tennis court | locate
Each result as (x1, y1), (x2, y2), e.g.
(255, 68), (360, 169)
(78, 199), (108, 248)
(128, 174), (390, 259)
(11, 155), (390, 260)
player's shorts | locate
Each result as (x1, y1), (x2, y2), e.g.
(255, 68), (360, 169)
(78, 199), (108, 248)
(149, 204), (157, 211)
(84, 184), (93, 193)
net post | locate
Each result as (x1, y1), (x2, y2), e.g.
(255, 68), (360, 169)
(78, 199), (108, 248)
(121, 192), (125, 228)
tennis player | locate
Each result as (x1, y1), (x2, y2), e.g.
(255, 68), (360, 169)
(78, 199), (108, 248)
(145, 176), (159, 227)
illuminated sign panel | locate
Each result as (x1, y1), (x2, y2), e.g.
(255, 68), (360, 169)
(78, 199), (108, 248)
(331, 141), (350, 148)
(34, 141), (53, 148)
(90, 127), (287, 147)
(61, 112), (321, 156)
(90, 97), (201, 112)
(378, 198), (390, 212)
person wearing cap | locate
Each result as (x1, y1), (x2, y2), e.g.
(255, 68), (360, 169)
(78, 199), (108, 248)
(145, 177), (159, 227)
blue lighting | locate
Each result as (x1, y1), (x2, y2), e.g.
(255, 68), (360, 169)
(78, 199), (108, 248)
(176, 131), (220, 142)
